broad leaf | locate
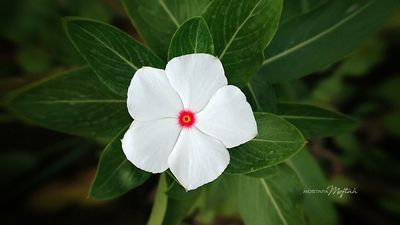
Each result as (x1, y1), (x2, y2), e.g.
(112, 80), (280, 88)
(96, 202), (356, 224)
(90, 127), (151, 200)
(203, 0), (283, 87)
(168, 17), (213, 60)
(5, 67), (130, 140)
(63, 17), (164, 95)
(123, 0), (211, 59)
(227, 112), (306, 174)
(277, 102), (358, 137)
(227, 164), (305, 225)
(259, 0), (398, 83)
(287, 149), (338, 225)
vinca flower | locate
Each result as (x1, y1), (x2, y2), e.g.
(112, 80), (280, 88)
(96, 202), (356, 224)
(122, 53), (257, 190)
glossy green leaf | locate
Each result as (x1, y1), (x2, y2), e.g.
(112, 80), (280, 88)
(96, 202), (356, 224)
(259, 0), (398, 83)
(227, 112), (306, 174)
(277, 102), (359, 137)
(63, 17), (164, 95)
(287, 149), (338, 225)
(5, 67), (130, 140)
(227, 164), (305, 225)
(203, 0), (283, 87)
(168, 17), (213, 60)
(90, 127), (151, 200)
(123, 0), (212, 59)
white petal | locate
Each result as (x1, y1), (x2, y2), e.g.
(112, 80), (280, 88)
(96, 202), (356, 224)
(165, 53), (227, 112)
(196, 85), (257, 148)
(122, 119), (181, 173)
(127, 67), (183, 121)
(168, 127), (230, 190)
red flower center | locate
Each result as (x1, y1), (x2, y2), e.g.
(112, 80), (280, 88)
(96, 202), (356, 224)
(178, 110), (196, 128)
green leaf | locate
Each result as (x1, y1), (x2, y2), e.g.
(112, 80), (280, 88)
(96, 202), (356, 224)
(227, 164), (305, 225)
(168, 17), (213, 60)
(63, 17), (164, 96)
(227, 112), (306, 174)
(203, 0), (283, 87)
(281, 0), (327, 23)
(277, 102), (359, 137)
(163, 174), (202, 225)
(244, 76), (277, 113)
(259, 0), (398, 83)
(90, 127), (151, 200)
(147, 174), (201, 225)
(5, 67), (130, 140)
(196, 176), (236, 223)
(162, 193), (200, 225)
(287, 149), (338, 225)
(123, 0), (212, 59)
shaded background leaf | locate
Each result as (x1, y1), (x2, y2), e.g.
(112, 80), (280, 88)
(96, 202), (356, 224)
(277, 102), (359, 137)
(90, 127), (151, 200)
(258, 0), (398, 83)
(147, 174), (201, 225)
(64, 18), (164, 95)
(123, 0), (212, 59)
(227, 164), (306, 225)
(287, 149), (338, 225)
(5, 67), (130, 140)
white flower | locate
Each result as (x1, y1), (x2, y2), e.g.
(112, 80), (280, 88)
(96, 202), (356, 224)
(122, 53), (257, 190)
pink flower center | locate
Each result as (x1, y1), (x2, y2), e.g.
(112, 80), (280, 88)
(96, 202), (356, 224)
(178, 110), (196, 128)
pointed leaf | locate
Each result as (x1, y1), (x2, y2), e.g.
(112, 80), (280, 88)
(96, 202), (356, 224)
(63, 17), (164, 95)
(227, 112), (306, 174)
(5, 67), (130, 139)
(90, 127), (151, 199)
(168, 17), (213, 60)
(123, 0), (212, 59)
(277, 102), (359, 137)
(203, 0), (283, 87)
(227, 164), (306, 225)
(287, 149), (338, 225)
(259, 0), (398, 83)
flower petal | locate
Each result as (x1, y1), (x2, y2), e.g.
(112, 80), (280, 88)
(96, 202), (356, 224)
(196, 85), (257, 148)
(168, 127), (230, 190)
(127, 67), (183, 121)
(165, 54), (227, 112)
(122, 119), (181, 173)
